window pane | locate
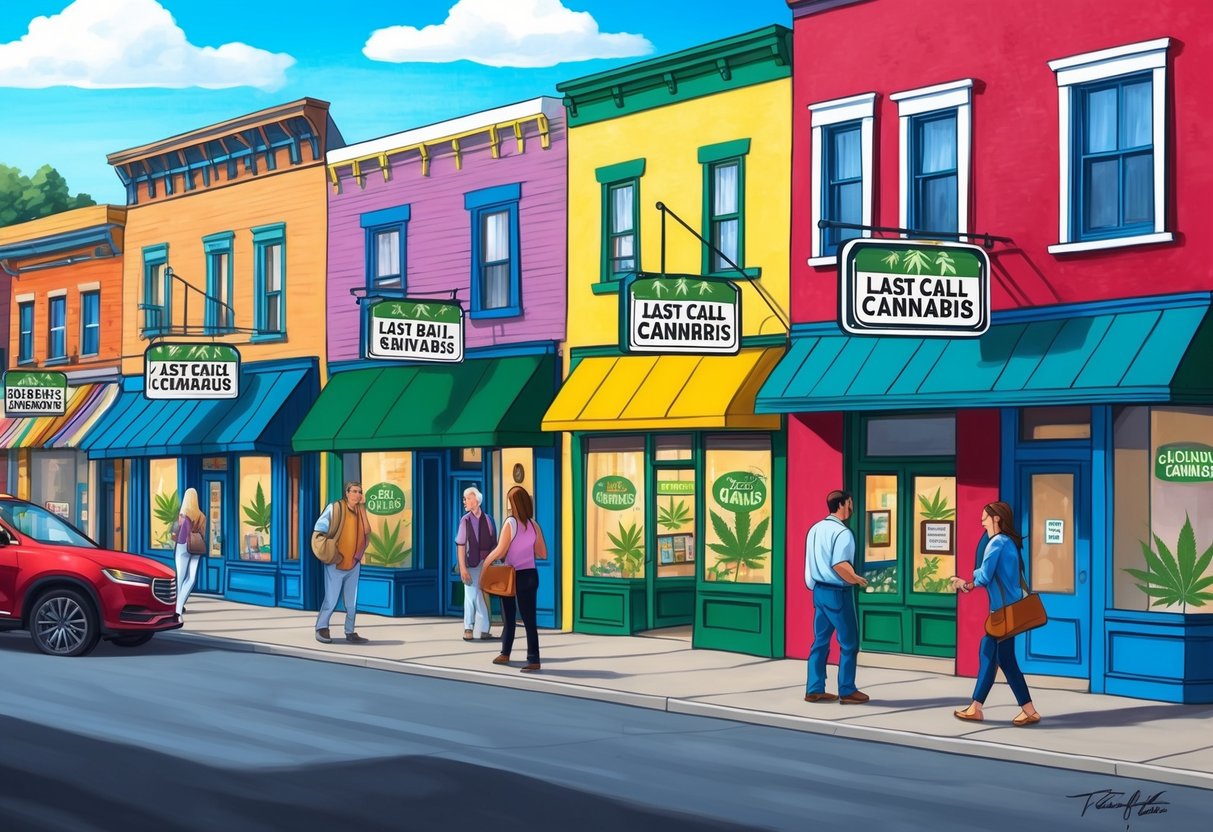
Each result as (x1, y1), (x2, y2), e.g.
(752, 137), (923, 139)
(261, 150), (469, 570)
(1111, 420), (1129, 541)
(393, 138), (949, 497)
(1020, 406), (1092, 441)
(1112, 407), (1150, 609)
(1121, 80), (1152, 148)
(1084, 157), (1119, 230)
(266, 244), (283, 291)
(149, 263), (163, 305)
(863, 475), (899, 596)
(482, 210), (509, 262)
(361, 452), (414, 569)
(654, 435), (693, 461)
(835, 180), (862, 226)
(612, 184), (634, 233)
(1085, 87), (1118, 153)
(238, 456), (272, 561)
(149, 458), (178, 550)
(376, 229), (400, 279)
(911, 475), (957, 594)
(713, 162), (739, 216)
(1123, 152), (1154, 226)
(867, 415), (956, 456)
(585, 436), (646, 579)
(833, 126), (861, 180)
(713, 218), (738, 269)
(482, 263), (510, 309)
(704, 435), (772, 585)
(266, 294), (281, 332)
(612, 233), (635, 272)
(655, 469), (696, 578)
(52, 299), (65, 327)
(919, 115), (957, 173)
(919, 174), (958, 233)
(1030, 473), (1075, 594)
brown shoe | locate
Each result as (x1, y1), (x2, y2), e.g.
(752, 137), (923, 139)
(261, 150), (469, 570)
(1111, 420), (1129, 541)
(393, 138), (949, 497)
(345, 632), (369, 644)
(520, 663), (541, 673)
(463, 629), (474, 641)
(839, 691), (870, 704)
(315, 628), (332, 644)
(492, 654), (510, 665)
(478, 633), (499, 640)
(953, 708), (984, 722)
(805, 693), (839, 703)
(1012, 712), (1041, 726)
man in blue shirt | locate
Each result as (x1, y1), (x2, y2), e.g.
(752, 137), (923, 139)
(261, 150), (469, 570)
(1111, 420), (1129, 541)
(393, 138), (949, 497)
(804, 490), (869, 704)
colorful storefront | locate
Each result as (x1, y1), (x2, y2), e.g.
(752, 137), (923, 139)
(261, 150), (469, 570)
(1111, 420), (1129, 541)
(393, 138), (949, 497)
(545, 27), (793, 656)
(293, 98), (567, 628)
(775, 0), (1213, 701)
(88, 99), (340, 608)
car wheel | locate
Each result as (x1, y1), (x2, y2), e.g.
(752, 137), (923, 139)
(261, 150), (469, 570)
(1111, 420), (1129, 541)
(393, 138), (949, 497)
(30, 588), (101, 657)
(111, 632), (155, 648)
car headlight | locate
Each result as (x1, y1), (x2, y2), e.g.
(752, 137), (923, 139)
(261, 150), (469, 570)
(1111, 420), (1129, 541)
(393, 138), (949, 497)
(102, 568), (155, 586)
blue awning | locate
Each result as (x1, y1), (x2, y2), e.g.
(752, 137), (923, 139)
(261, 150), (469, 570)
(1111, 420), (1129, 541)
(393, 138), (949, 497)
(756, 294), (1213, 413)
(80, 362), (316, 458)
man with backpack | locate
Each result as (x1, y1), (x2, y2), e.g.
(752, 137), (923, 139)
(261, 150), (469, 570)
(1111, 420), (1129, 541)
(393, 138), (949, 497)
(312, 481), (371, 644)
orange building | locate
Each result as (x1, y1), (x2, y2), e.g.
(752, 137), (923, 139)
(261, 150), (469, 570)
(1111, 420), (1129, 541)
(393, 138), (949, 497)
(0, 205), (126, 543)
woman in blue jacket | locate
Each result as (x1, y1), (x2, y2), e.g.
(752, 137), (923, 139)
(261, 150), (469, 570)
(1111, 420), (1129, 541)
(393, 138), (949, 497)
(950, 501), (1042, 726)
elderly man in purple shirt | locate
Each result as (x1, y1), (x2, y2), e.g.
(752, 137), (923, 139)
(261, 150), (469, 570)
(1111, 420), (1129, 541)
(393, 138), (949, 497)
(455, 486), (497, 641)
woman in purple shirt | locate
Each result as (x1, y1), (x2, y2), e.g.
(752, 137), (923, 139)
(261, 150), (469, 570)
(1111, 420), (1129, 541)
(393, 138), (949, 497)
(483, 486), (548, 672)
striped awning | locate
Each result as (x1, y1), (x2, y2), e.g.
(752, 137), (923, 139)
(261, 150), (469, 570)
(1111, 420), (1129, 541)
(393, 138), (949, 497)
(0, 382), (119, 449)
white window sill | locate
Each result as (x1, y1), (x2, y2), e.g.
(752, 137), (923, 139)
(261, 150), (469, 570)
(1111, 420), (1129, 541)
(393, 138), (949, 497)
(1048, 232), (1174, 255)
(807, 255), (839, 267)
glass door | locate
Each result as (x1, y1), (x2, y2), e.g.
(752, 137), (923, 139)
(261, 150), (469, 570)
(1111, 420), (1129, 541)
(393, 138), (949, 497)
(648, 465), (696, 629)
(446, 472), (483, 618)
(199, 473), (226, 594)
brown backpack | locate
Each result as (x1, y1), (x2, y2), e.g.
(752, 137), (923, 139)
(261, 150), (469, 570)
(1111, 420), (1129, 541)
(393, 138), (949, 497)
(310, 501), (345, 565)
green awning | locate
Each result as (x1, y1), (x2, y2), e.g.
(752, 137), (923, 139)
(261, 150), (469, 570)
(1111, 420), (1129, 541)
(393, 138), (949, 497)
(292, 355), (557, 451)
(756, 294), (1213, 413)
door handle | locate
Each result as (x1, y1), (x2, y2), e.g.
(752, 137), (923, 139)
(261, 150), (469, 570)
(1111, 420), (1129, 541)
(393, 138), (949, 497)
(1079, 570), (1087, 584)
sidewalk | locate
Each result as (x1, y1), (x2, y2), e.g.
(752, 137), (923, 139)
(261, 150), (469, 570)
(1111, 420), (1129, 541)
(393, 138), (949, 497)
(164, 597), (1213, 791)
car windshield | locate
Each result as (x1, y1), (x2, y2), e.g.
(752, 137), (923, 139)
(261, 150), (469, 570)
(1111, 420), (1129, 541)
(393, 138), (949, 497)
(0, 501), (96, 548)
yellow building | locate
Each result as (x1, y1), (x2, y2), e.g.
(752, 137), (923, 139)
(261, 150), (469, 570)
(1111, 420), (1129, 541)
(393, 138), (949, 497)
(544, 26), (792, 655)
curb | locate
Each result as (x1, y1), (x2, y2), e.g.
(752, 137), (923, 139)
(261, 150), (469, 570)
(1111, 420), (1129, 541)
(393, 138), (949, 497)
(162, 631), (1213, 792)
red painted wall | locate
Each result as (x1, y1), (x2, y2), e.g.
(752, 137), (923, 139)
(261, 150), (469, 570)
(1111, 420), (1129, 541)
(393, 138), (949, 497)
(954, 409), (1001, 676)
(789, 0), (1213, 323)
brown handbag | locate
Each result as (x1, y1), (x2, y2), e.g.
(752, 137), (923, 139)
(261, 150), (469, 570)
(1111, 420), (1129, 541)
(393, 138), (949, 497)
(481, 563), (516, 597)
(310, 501), (345, 565)
(985, 552), (1048, 640)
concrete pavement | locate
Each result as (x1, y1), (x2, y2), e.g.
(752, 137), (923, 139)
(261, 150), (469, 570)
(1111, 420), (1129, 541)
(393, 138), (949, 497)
(162, 596), (1213, 791)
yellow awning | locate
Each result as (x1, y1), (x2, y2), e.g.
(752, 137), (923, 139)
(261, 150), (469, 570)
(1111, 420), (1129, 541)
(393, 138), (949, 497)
(542, 347), (783, 432)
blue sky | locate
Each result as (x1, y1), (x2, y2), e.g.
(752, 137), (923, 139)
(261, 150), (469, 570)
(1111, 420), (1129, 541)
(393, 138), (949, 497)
(0, 0), (791, 204)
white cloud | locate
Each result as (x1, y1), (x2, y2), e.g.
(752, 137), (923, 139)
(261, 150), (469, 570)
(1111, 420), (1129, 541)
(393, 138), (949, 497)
(0, 0), (295, 90)
(363, 0), (653, 68)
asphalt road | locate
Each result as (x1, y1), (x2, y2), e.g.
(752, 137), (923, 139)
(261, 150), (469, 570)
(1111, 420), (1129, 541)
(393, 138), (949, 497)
(0, 631), (1207, 832)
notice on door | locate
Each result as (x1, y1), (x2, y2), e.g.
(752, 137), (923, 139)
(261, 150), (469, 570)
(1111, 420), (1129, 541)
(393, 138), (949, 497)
(1045, 519), (1065, 545)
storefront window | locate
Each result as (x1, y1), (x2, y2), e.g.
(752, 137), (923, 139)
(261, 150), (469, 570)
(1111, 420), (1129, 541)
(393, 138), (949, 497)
(704, 435), (772, 584)
(1114, 406), (1213, 612)
(1021, 406), (1091, 441)
(585, 436), (645, 579)
(360, 452), (413, 568)
(910, 475), (957, 594)
(654, 435), (693, 461)
(29, 451), (84, 527)
(655, 468), (695, 578)
(866, 415), (955, 456)
(862, 474), (899, 594)
(1029, 473), (1075, 593)
(493, 448), (533, 523)
(148, 457), (178, 550)
(238, 456), (272, 561)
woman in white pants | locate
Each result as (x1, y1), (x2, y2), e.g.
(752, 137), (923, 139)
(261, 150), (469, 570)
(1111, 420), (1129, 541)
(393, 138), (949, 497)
(174, 488), (206, 617)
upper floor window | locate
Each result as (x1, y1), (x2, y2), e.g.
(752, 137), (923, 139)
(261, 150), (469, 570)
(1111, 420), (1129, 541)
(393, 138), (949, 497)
(47, 295), (67, 361)
(809, 93), (875, 263)
(252, 223), (286, 340)
(361, 204), (410, 292)
(18, 300), (34, 364)
(1049, 38), (1171, 254)
(892, 80), (972, 240)
(203, 231), (234, 333)
(465, 183), (521, 318)
(699, 138), (750, 275)
(141, 243), (169, 336)
(596, 158), (645, 282)
(80, 290), (101, 356)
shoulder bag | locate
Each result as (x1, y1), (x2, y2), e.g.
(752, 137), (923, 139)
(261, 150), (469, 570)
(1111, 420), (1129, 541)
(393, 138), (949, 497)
(310, 501), (345, 565)
(186, 517), (207, 556)
(985, 546), (1048, 640)
(481, 562), (516, 597)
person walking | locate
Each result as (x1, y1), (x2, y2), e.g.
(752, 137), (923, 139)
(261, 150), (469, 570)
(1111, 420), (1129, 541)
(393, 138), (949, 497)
(482, 485), (547, 672)
(314, 482), (371, 645)
(455, 486), (497, 642)
(950, 501), (1042, 726)
(804, 489), (870, 704)
(173, 487), (206, 617)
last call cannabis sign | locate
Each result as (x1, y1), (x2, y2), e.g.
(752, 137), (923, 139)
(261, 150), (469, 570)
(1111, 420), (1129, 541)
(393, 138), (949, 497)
(368, 300), (464, 363)
(144, 344), (240, 400)
(622, 273), (740, 355)
(839, 239), (990, 337)
(4, 370), (68, 417)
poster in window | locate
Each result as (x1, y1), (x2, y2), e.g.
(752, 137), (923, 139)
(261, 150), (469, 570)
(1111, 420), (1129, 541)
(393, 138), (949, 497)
(920, 520), (955, 555)
(867, 510), (891, 548)
(658, 536), (675, 565)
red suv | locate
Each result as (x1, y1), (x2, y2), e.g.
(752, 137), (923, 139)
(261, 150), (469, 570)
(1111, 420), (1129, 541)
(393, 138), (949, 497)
(0, 495), (181, 656)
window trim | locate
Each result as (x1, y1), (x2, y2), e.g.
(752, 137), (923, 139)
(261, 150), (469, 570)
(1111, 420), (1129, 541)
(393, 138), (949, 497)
(596, 158), (645, 286)
(1048, 38), (1171, 253)
(17, 299), (35, 365)
(46, 294), (68, 363)
(202, 231), (234, 334)
(892, 79), (972, 239)
(360, 204), (410, 293)
(698, 138), (750, 277)
(251, 223), (286, 343)
(809, 92), (875, 265)
(79, 289), (101, 357)
(141, 243), (169, 337)
(465, 183), (522, 320)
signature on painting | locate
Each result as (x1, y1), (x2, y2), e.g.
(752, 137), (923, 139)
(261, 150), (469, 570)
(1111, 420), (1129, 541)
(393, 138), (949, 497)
(1066, 788), (1170, 824)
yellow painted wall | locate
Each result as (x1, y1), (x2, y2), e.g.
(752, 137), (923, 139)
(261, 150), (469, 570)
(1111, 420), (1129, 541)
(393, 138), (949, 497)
(119, 165), (329, 377)
(558, 77), (793, 629)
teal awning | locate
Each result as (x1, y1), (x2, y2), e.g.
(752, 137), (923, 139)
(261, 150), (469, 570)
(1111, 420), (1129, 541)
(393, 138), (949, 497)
(81, 362), (316, 458)
(756, 294), (1213, 413)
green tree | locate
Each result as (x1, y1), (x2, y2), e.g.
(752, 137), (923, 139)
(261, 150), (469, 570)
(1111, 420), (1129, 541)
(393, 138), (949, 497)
(0, 163), (95, 228)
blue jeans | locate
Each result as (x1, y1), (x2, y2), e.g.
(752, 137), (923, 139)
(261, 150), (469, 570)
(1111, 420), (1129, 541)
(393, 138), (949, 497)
(316, 562), (361, 635)
(501, 568), (540, 664)
(972, 633), (1032, 706)
(807, 584), (859, 696)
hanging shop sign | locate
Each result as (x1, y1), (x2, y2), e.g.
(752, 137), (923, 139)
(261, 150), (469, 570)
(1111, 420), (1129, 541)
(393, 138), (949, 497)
(712, 470), (768, 511)
(592, 476), (637, 510)
(839, 239), (990, 337)
(367, 299), (465, 363)
(365, 482), (406, 515)
(1155, 443), (1213, 483)
(144, 344), (240, 400)
(621, 273), (740, 355)
(3, 370), (68, 417)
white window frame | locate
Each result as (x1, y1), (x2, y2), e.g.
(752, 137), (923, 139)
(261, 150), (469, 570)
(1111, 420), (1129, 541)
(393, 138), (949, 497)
(809, 92), (876, 265)
(891, 79), (973, 239)
(1047, 37), (1172, 254)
